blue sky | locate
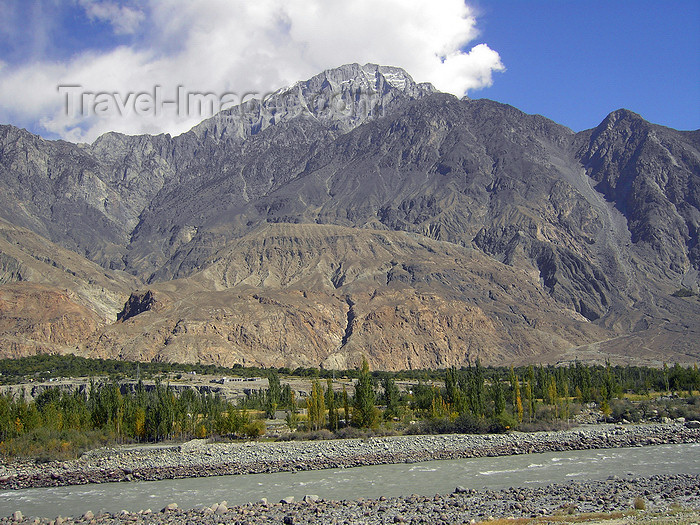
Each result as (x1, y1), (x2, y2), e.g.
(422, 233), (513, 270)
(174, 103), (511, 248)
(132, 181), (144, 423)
(474, 0), (700, 132)
(0, 0), (697, 142)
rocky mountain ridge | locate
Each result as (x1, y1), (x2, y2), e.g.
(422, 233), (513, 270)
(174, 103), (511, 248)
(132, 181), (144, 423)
(0, 64), (697, 369)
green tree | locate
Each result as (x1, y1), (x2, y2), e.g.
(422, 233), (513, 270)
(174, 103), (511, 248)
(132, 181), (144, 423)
(0, 393), (13, 440)
(174, 388), (200, 438)
(603, 361), (618, 400)
(525, 378), (535, 422)
(467, 360), (486, 417)
(561, 380), (570, 425)
(281, 383), (293, 409)
(382, 376), (401, 419)
(353, 356), (378, 428)
(285, 390), (299, 431)
(306, 379), (326, 431)
(326, 378), (338, 431)
(445, 367), (464, 414)
(491, 379), (506, 416)
(514, 377), (523, 424)
(547, 376), (559, 418)
(508, 366), (518, 413)
(225, 405), (251, 435)
(146, 379), (175, 441)
(342, 385), (350, 427)
(265, 369), (281, 418)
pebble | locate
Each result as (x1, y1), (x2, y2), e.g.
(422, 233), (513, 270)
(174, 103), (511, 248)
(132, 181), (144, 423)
(1, 423), (696, 491)
(0, 424), (698, 524)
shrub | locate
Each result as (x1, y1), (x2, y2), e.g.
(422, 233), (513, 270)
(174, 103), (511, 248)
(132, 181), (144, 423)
(404, 413), (516, 435)
(518, 419), (569, 432)
(0, 428), (112, 461)
(634, 497), (646, 510)
(611, 399), (642, 422)
(453, 414), (491, 434)
(333, 426), (371, 439)
(242, 420), (266, 439)
(305, 429), (334, 440)
(489, 413), (517, 433)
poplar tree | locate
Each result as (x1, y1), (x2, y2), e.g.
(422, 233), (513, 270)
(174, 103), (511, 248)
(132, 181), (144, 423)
(491, 379), (506, 416)
(265, 369), (281, 418)
(445, 367), (464, 413)
(285, 390), (299, 430)
(306, 379), (325, 431)
(562, 380), (570, 425)
(466, 360), (485, 417)
(515, 377), (523, 424)
(353, 356), (378, 428)
(547, 376), (559, 418)
(525, 378), (535, 422)
(382, 376), (400, 419)
(342, 385), (350, 426)
(326, 378), (338, 431)
(508, 366), (518, 412)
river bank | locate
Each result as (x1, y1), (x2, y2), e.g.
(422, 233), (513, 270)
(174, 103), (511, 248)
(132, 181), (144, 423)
(1, 422), (698, 491)
(2, 473), (699, 524)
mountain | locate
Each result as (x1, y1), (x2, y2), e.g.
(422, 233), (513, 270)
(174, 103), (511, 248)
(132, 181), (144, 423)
(0, 64), (698, 369)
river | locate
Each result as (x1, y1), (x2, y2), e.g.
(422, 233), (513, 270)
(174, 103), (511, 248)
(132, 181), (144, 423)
(1, 443), (698, 519)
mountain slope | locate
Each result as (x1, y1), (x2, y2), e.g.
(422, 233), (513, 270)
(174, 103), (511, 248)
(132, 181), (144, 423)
(0, 217), (139, 358)
(575, 110), (700, 284)
(0, 64), (697, 368)
(88, 223), (607, 369)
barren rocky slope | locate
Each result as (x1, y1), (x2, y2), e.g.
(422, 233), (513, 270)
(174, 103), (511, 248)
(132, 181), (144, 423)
(88, 223), (607, 369)
(0, 64), (697, 368)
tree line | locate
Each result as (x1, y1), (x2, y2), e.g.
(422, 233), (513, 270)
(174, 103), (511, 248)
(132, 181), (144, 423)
(0, 379), (264, 459)
(0, 357), (698, 459)
(3, 354), (698, 397)
(245, 359), (700, 434)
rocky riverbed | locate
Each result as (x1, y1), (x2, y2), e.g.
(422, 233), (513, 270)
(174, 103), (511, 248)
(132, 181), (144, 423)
(0, 423), (698, 491)
(2, 473), (699, 524)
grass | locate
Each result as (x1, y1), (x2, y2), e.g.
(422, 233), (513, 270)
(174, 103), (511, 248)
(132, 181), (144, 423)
(0, 428), (116, 461)
(480, 512), (629, 525)
(479, 508), (700, 525)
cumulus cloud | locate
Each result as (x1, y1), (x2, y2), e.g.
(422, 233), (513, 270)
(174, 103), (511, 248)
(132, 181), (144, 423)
(0, 0), (504, 142)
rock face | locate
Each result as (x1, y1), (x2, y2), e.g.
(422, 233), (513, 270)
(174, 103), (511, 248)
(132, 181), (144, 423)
(0, 63), (698, 369)
(0, 283), (103, 358)
(87, 224), (607, 369)
(575, 110), (700, 277)
(117, 290), (158, 322)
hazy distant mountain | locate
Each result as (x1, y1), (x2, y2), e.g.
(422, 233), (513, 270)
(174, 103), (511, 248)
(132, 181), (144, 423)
(0, 64), (697, 369)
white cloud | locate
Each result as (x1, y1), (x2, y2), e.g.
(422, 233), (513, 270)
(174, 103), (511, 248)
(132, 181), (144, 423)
(432, 43), (506, 94)
(0, 0), (504, 142)
(79, 1), (145, 35)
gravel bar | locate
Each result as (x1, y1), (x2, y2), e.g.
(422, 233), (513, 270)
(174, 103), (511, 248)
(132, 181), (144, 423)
(1, 422), (698, 491)
(2, 473), (699, 524)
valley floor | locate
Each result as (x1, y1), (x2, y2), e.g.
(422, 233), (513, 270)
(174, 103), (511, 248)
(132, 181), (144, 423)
(1, 474), (698, 524)
(1, 423), (698, 491)
(1, 423), (699, 523)
(0, 423), (700, 525)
